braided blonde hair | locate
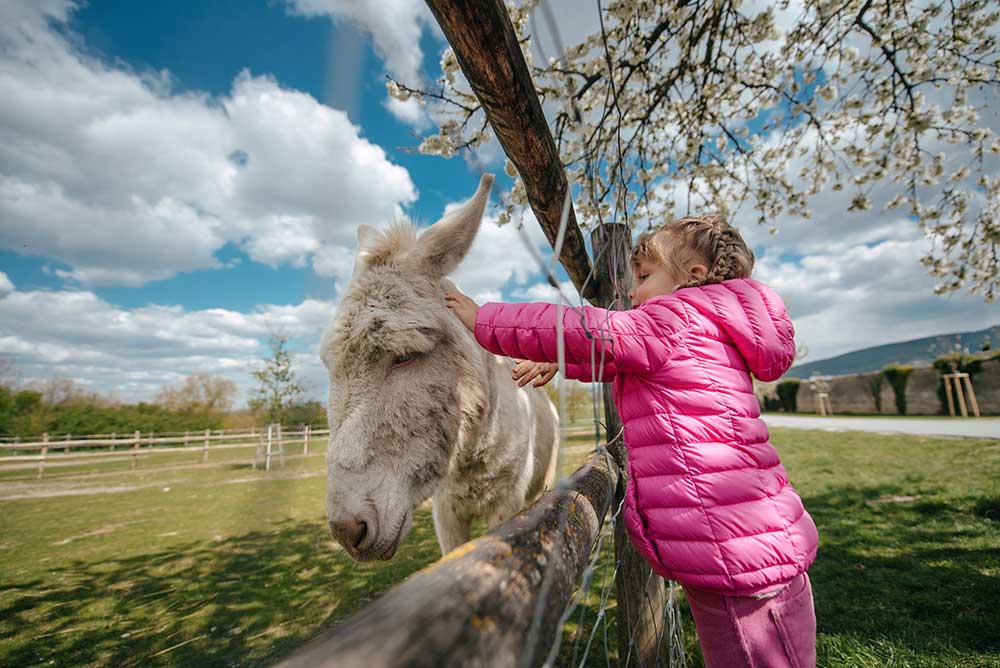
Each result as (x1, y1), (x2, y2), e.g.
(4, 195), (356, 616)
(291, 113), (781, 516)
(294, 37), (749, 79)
(631, 214), (755, 289)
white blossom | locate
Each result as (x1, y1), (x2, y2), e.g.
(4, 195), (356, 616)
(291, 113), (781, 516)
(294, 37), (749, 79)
(406, 0), (1000, 300)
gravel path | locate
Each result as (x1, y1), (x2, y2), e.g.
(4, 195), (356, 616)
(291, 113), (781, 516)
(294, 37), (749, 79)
(762, 414), (999, 439)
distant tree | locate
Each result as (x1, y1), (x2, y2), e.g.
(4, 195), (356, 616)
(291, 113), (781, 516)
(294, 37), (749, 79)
(776, 379), (801, 412)
(249, 334), (303, 425)
(155, 374), (238, 414)
(0, 358), (18, 389)
(39, 377), (106, 407)
(866, 374), (884, 413)
(932, 351), (990, 414)
(881, 364), (914, 414)
(284, 401), (328, 429)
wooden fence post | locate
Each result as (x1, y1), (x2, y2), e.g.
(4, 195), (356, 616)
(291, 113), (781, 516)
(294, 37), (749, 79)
(265, 424), (273, 471)
(303, 425), (310, 455)
(203, 428), (211, 462)
(963, 374), (981, 417)
(592, 223), (667, 667)
(64, 433), (71, 454)
(954, 374), (969, 417)
(131, 430), (140, 469)
(278, 424), (285, 468)
(38, 432), (49, 479)
(110, 432), (117, 451)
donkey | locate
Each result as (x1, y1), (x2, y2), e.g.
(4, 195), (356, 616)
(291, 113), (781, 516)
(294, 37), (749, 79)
(320, 174), (559, 561)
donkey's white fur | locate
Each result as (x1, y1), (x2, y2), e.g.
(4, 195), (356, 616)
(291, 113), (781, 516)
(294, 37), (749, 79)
(320, 174), (559, 561)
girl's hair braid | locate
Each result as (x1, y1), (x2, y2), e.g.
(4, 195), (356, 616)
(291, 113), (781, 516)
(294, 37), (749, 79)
(631, 214), (755, 288)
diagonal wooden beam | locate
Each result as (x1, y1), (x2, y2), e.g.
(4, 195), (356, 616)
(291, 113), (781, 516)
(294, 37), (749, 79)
(271, 451), (619, 668)
(424, 0), (597, 302)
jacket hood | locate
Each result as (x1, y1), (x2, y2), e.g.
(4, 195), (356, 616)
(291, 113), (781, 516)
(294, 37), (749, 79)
(669, 278), (796, 382)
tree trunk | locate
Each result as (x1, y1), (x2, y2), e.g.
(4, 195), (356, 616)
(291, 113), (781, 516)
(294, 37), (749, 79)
(591, 224), (667, 668)
(423, 0), (596, 301)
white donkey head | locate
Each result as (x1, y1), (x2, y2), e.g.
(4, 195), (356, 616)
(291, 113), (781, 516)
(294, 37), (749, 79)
(320, 174), (495, 561)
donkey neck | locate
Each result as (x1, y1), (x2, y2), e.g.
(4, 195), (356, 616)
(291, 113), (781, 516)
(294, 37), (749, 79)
(450, 331), (503, 469)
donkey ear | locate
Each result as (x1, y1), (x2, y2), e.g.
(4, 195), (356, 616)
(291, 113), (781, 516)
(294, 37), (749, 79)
(351, 224), (381, 278)
(413, 174), (494, 279)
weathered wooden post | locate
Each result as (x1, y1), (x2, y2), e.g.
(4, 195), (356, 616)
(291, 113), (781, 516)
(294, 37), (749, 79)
(254, 432), (264, 470)
(278, 424), (285, 468)
(38, 432), (49, 480)
(943, 372), (980, 417)
(303, 424), (310, 455)
(131, 430), (140, 469)
(203, 428), (211, 462)
(591, 224), (668, 667)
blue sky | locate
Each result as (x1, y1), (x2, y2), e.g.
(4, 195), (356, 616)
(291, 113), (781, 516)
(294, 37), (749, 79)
(6, 0), (482, 309)
(0, 0), (996, 405)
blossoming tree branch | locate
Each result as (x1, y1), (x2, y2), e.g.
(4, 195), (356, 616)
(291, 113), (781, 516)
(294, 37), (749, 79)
(390, 0), (1000, 300)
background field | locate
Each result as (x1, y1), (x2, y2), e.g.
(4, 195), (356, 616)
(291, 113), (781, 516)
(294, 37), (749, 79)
(1, 428), (998, 667)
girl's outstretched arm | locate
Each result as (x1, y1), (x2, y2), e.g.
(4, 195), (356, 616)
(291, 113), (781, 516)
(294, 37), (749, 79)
(451, 295), (679, 375)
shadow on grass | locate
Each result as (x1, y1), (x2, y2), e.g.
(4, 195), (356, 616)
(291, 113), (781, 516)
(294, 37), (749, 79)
(804, 484), (1000, 660)
(0, 511), (441, 668)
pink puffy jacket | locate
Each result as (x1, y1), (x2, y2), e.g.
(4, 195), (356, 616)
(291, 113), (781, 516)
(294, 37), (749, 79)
(474, 278), (818, 595)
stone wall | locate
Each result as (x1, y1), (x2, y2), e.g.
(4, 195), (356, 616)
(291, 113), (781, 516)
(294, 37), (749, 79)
(782, 358), (1000, 416)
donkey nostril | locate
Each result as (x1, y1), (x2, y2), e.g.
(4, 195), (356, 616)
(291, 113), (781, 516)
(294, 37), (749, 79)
(354, 521), (368, 548)
(329, 518), (368, 550)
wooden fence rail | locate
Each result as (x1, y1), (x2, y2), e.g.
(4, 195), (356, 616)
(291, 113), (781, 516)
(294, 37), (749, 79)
(0, 429), (325, 451)
(0, 426), (330, 478)
(272, 449), (620, 668)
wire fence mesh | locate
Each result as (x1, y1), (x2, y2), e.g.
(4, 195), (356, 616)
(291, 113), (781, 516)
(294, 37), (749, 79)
(500, 3), (691, 664)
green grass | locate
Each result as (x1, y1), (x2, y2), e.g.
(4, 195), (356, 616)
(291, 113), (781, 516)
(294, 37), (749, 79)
(1, 429), (998, 667)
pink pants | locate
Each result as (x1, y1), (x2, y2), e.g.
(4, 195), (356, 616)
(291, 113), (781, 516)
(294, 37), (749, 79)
(682, 572), (816, 668)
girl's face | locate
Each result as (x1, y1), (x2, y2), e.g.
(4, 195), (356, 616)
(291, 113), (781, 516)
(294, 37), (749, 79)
(628, 259), (681, 307)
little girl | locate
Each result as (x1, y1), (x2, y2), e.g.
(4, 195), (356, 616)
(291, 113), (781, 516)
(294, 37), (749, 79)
(445, 215), (818, 668)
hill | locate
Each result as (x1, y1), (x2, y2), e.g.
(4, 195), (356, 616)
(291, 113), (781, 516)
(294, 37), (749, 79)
(785, 324), (999, 379)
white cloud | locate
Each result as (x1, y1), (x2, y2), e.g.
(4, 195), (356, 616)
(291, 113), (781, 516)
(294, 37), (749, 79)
(383, 96), (431, 130)
(286, 0), (436, 126)
(0, 288), (336, 403)
(0, 2), (416, 287)
(0, 272), (13, 295)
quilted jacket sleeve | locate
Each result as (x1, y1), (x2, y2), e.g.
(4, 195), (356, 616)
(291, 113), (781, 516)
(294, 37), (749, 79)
(474, 301), (677, 374)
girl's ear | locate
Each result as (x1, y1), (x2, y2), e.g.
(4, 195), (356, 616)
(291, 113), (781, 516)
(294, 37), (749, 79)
(689, 264), (708, 280)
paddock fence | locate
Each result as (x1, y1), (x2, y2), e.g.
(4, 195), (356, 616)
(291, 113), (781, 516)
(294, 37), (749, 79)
(272, 446), (624, 668)
(0, 425), (329, 479)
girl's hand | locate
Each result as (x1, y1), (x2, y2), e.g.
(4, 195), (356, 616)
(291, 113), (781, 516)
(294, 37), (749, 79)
(444, 290), (479, 332)
(512, 359), (558, 388)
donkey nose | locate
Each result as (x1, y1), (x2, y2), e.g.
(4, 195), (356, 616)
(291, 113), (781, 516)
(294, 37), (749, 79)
(329, 518), (368, 550)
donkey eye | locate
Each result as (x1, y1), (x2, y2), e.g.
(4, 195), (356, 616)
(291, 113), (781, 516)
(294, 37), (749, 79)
(392, 353), (417, 367)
